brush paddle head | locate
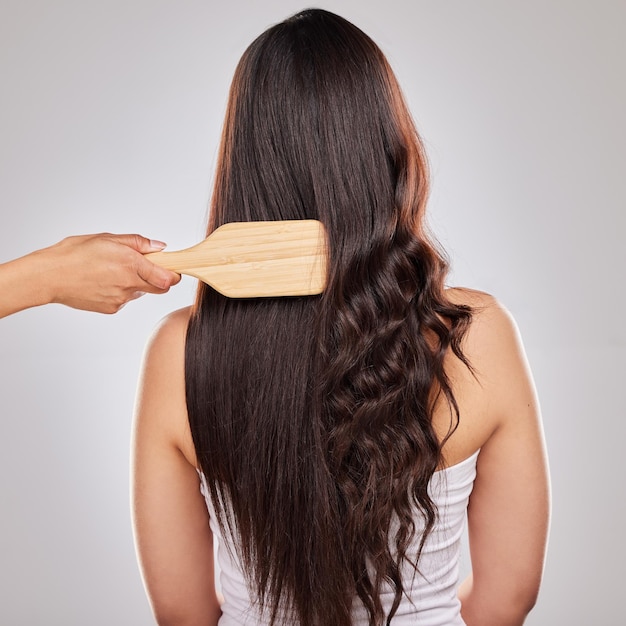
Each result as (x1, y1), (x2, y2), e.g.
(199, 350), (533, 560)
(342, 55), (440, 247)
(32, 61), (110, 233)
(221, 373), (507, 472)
(145, 220), (328, 298)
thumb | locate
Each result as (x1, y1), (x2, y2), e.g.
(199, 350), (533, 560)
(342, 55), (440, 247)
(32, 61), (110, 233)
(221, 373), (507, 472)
(137, 255), (182, 290)
(110, 233), (168, 254)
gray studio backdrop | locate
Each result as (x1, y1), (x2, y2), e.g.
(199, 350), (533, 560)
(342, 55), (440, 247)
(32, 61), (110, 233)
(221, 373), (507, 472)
(1, 1), (624, 624)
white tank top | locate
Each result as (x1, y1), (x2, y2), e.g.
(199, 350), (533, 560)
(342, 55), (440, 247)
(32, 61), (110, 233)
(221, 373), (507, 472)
(199, 450), (478, 625)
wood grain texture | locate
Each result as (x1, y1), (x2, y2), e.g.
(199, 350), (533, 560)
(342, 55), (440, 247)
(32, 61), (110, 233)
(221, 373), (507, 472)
(145, 220), (328, 298)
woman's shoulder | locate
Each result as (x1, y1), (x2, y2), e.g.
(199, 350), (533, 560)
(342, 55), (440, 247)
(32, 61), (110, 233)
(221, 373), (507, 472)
(151, 305), (193, 336)
(145, 306), (193, 355)
(444, 287), (529, 394)
(445, 286), (506, 314)
(141, 305), (192, 392)
(437, 287), (537, 460)
(138, 306), (197, 464)
(444, 286), (522, 353)
(445, 286), (533, 417)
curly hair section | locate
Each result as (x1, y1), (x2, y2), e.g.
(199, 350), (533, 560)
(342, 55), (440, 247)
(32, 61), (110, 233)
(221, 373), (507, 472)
(185, 9), (472, 625)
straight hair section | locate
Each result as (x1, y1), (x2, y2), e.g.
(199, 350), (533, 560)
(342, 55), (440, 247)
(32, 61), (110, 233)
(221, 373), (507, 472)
(185, 9), (472, 626)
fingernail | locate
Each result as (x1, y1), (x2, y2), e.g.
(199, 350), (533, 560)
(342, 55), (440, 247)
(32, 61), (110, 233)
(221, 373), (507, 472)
(149, 240), (167, 250)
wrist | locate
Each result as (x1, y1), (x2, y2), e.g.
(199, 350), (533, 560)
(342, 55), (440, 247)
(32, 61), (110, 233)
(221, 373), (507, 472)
(19, 248), (58, 307)
(0, 249), (55, 318)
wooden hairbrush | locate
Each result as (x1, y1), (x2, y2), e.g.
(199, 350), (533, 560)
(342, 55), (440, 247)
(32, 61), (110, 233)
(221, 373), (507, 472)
(146, 220), (327, 298)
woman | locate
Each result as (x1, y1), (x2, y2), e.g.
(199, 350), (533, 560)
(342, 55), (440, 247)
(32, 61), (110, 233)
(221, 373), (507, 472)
(132, 9), (549, 626)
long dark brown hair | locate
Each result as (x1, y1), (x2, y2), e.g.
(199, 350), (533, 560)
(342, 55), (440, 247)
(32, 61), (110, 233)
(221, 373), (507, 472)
(186, 9), (471, 625)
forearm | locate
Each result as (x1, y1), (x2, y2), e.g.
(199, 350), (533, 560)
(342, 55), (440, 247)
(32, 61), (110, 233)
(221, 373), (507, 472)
(0, 250), (54, 318)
